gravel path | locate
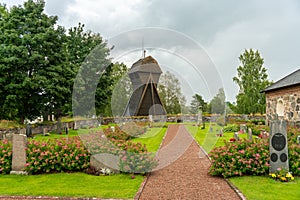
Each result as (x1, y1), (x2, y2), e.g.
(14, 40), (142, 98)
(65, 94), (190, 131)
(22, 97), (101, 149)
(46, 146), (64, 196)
(138, 124), (241, 200)
(1, 124), (241, 200)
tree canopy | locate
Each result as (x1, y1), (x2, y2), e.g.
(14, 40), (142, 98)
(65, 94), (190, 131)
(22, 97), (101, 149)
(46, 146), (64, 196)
(233, 49), (271, 114)
(189, 94), (208, 114)
(208, 88), (226, 114)
(158, 71), (186, 114)
(0, 0), (125, 123)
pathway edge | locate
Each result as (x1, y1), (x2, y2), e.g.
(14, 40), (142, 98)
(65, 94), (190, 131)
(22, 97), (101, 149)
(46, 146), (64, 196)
(183, 124), (247, 200)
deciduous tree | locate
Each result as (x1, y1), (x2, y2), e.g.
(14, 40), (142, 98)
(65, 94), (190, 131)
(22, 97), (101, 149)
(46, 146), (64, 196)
(158, 71), (186, 114)
(233, 49), (271, 114)
(208, 88), (225, 114)
(190, 94), (208, 114)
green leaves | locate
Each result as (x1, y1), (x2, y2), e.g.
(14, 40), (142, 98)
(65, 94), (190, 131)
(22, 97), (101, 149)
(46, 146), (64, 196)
(158, 71), (186, 114)
(233, 49), (272, 114)
(0, 1), (117, 122)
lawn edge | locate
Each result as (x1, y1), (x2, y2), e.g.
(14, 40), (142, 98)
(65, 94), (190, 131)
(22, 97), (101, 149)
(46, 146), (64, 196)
(134, 173), (151, 200)
(134, 125), (169, 200)
(183, 124), (247, 200)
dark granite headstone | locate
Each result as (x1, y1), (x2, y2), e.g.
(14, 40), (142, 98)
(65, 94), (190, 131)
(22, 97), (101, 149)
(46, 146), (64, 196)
(10, 134), (27, 175)
(26, 125), (32, 137)
(269, 120), (289, 173)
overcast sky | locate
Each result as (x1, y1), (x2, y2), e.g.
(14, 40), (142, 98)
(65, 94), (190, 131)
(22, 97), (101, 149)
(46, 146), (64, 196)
(2, 0), (300, 102)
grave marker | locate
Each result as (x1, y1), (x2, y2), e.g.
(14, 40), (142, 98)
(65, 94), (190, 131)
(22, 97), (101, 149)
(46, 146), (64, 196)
(248, 128), (252, 141)
(240, 124), (246, 133)
(269, 120), (289, 173)
(26, 124), (32, 137)
(10, 134), (28, 175)
(196, 110), (202, 126)
(234, 132), (240, 141)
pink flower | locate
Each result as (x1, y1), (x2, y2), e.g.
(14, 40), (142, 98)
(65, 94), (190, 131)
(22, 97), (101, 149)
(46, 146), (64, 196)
(239, 150), (245, 154)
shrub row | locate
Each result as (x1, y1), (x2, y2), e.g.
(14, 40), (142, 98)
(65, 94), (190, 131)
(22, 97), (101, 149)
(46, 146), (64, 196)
(0, 139), (12, 174)
(287, 127), (300, 176)
(81, 130), (158, 173)
(209, 127), (300, 178)
(25, 137), (90, 174)
(209, 139), (270, 178)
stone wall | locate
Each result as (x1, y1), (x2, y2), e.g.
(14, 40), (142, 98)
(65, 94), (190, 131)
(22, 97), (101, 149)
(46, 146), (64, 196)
(0, 114), (267, 140)
(265, 84), (300, 126)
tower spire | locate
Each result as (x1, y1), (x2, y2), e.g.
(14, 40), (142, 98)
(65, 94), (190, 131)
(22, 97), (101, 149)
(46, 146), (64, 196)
(142, 37), (146, 58)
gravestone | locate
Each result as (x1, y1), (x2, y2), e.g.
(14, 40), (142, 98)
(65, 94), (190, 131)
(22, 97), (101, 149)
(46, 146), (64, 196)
(26, 124), (32, 137)
(110, 126), (115, 132)
(240, 124), (247, 133)
(149, 115), (153, 127)
(248, 128), (252, 141)
(42, 127), (47, 136)
(269, 120), (289, 173)
(196, 110), (202, 126)
(234, 132), (240, 141)
(10, 134), (28, 175)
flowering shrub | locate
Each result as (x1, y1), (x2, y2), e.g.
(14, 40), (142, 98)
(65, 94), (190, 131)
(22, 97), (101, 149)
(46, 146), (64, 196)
(0, 139), (12, 174)
(104, 126), (132, 141)
(120, 122), (147, 137)
(119, 151), (158, 174)
(81, 130), (157, 174)
(25, 137), (90, 174)
(287, 127), (300, 176)
(209, 139), (270, 178)
(209, 126), (300, 178)
(110, 138), (147, 153)
(269, 168), (295, 182)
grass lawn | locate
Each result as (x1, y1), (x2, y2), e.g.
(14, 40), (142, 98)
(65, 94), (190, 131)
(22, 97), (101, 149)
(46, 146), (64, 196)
(185, 123), (249, 153)
(0, 173), (144, 199)
(229, 176), (300, 200)
(131, 127), (167, 152)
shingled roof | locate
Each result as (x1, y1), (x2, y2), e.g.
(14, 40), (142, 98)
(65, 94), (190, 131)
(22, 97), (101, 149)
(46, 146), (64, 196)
(128, 56), (162, 74)
(263, 69), (300, 92)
